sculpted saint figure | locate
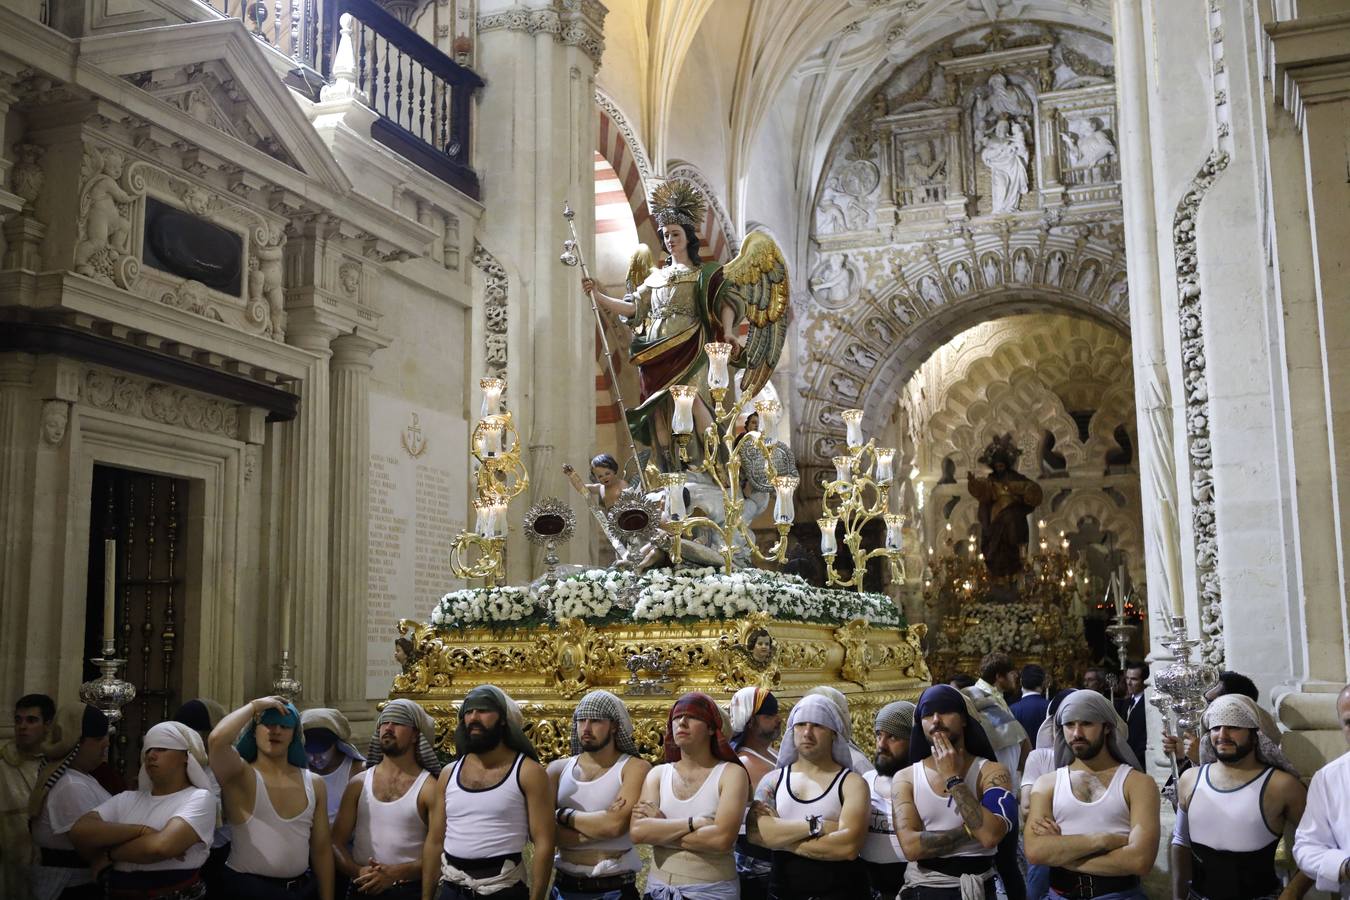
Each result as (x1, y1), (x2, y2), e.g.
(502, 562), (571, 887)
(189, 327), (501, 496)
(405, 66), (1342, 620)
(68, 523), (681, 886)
(966, 433), (1043, 578)
(980, 119), (1030, 214)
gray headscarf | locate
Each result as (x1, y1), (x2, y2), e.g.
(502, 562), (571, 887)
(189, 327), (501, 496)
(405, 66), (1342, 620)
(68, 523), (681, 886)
(302, 707), (365, 762)
(777, 694), (852, 769)
(368, 699), (442, 775)
(875, 701), (915, 739)
(1053, 689), (1141, 770)
(1199, 695), (1298, 777)
(457, 685), (539, 762)
(571, 690), (638, 757)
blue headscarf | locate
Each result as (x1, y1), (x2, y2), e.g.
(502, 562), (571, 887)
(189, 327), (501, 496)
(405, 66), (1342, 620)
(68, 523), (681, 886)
(909, 684), (998, 764)
(235, 702), (308, 768)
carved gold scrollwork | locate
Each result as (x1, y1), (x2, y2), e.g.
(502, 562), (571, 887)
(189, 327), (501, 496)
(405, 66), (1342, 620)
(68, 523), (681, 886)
(532, 618), (620, 699)
(835, 618), (872, 688)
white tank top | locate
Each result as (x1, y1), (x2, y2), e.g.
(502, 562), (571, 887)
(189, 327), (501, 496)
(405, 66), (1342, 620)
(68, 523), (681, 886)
(353, 768), (431, 867)
(773, 763), (848, 822)
(658, 762), (729, 820)
(320, 757), (353, 824)
(557, 754), (636, 854)
(227, 768), (317, 878)
(442, 754), (530, 859)
(1188, 765), (1278, 851)
(861, 770), (905, 865)
(910, 759), (992, 858)
(1051, 765), (1132, 837)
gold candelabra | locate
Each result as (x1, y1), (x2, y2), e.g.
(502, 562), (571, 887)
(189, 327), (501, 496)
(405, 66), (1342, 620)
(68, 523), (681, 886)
(450, 377), (530, 586)
(817, 409), (905, 591)
(662, 345), (793, 573)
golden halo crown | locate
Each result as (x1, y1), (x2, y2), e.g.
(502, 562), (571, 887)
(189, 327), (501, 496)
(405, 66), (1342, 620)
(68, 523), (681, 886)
(977, 432), (1022, 468)
(650, 179), (706, 229)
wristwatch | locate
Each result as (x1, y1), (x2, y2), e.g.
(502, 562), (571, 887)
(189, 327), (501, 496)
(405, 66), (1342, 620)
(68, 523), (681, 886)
(806, 814), (823, 839)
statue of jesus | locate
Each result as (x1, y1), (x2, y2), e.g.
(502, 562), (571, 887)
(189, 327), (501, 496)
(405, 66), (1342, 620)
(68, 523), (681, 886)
(966, 433), (1043, 578)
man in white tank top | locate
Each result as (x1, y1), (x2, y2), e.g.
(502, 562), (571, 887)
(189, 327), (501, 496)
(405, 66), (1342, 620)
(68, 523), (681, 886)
(730, 687), (781, 900)
(862, 701), (913, 900)
(1171, 694), (1310, 900)
(746, 694), (869, 900)
(332, 700), (441, 900)
(548, 690), (651, 899)
(208, 696), (335, 900)
(302, 708), (365, 825)
(893, 685), (1016, 900)
(422, 685), (554, 900)
(1024, 690), (1156, 900)
(631, 691), (749, 900)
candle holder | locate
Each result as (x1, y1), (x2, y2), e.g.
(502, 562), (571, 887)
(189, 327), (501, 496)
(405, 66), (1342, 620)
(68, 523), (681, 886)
(271, 648), (303, 701)
(79, 639), (137, 728)
(817, 413), (904, 591)
(1154, 614), (1217, 739)
(451, 382), (530, 587)
(659, 356), (795, 573)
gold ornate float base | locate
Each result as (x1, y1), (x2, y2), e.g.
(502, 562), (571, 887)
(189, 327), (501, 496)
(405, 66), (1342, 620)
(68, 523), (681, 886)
(392, 611), (932, 761)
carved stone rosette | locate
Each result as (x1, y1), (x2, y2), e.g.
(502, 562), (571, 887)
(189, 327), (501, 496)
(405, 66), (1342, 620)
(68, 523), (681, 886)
(389, 615), (930, 761)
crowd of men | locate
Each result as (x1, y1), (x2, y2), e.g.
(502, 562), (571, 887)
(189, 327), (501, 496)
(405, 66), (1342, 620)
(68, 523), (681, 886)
(0, 661), (1347, 900)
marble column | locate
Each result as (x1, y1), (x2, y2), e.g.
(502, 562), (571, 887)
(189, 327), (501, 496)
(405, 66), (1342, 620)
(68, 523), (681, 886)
(327, 332), (380, 716)
(0, 353), (35, 705)
(279, 322), (338, 704)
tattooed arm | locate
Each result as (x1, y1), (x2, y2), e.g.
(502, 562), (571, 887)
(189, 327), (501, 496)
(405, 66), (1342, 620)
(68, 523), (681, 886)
(893, 766), (973, 860)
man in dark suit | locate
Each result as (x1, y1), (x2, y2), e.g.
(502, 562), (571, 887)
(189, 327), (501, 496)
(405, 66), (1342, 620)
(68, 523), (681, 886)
(1009, 664), (1049, 741)
(1115, 659), (1149, 771)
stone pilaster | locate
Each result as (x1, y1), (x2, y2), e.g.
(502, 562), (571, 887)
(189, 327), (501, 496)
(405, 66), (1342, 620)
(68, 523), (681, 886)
(327, 332), (382, 716)
(0, 353), (36, 705)
(278, 321), (338, 704)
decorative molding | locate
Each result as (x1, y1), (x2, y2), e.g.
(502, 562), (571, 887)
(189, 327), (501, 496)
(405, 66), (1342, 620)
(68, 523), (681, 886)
(594, 88), (654, 184)
(80, 367), (241, 438)
(74, 144), (146, 290)
(473, 240), (508, 380)
(477, 1), (607, 68)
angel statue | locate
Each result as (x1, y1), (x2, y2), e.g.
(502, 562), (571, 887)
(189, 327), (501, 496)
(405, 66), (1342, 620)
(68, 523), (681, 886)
(581, 180), (790, 471)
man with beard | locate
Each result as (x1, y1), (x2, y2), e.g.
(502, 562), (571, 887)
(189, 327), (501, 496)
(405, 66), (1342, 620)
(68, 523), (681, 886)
(730, 687), (781, 900)
(631, 692), (749, 900)
(210, 696), (335, 899)
(423, 685), (553, 900)
(747, 694), (869, 900)
(1024, 690), (1156, 899)
(893, 685), (1017, 899)
(805, 687), (874, 774)
(549, 690), (650, 899)
(862, 701), (913, 900)
(1294, 683), (1350, 899)
(1171, 694), (1309, 900)
(332, 700), (441, 900)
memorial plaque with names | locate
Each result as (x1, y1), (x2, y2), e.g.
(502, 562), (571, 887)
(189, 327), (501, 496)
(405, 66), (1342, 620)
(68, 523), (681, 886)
(367, 396), (467, 698)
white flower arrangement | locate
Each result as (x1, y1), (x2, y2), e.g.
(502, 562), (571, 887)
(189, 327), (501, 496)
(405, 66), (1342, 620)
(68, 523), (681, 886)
(430, 567), (903, 630)
(955, 602), (1084, 658)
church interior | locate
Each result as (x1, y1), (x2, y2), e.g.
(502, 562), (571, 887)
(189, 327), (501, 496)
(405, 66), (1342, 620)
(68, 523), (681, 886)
(2, 0), (1349, 896)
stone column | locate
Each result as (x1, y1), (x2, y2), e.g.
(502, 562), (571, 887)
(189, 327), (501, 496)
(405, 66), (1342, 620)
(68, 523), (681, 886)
(279, 321), (338, 704)
(327, 332), (381, 716)
(0, 353), (35, 705)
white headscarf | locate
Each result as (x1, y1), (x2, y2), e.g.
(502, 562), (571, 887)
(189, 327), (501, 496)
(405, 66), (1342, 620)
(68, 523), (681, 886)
(777, 695), (852, 769)
(1199, 694), (1298, 777)
(139, 721), (211, 791)
(1052, 689), (1141, 770)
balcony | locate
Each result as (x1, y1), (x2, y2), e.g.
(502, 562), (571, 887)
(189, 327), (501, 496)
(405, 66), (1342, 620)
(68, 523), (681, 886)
(198, 0), (483, 199)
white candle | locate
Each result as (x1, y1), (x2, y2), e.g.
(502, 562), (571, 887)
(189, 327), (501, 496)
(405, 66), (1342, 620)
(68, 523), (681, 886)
(479, 377), (505, 418)
(664, 476), (687, 521)
(489, 499), (508, 538)
(473, 498), (492, 536)
(478, 419), (504, 457)
(832, 454), (853, 484)
(103, 540), (116, 645)
(772, 475), (798, 524)
(705, 343), (732, 390)
(819, 517), (838, 555)
(885, 514), (904, 550)
(281, 576), (292, 650)
(670, 385), (697, 435)
(1113, 573), (1125, 618)
(842, 409), (865, 450)
(754, 398), (781, 432)
(875, 447), (895, 483)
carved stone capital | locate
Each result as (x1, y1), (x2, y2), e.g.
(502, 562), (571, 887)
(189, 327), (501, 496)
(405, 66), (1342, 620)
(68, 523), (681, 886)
(477, 1), (607, 69)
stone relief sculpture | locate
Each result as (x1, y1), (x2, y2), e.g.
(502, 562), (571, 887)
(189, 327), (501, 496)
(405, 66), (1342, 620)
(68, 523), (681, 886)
(949, 261), (973, 295)
(898, 138), (948, 206)
(842, 343), (878, 370)
(865, 317), (895, 345)
(830, 373), (861, 401)
(1105, 273), (1128, 312)
(1012, 249), (1032, 283)
(917, 274), (945, 307)
(248, 237), (287, 338)
(1049, 42), (1114, 91)
(75, 146), (144, 288)
(1075, 260), (1099, 294)
(1060, 116), (1117, 173)
(12, 144), (44, 210)
(980, 253), (1002, 287)
(1045, 251), (1065, 286)
(980, 119), (1030, 214)
(41, 401), (69, 447)
(818, 156), (881, 234)
(808, 253), (863, 308)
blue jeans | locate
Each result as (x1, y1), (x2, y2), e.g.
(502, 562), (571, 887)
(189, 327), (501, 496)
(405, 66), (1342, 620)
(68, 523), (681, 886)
(1025, 864), (1049, 900)
(552, 888), (633, 900)
(1048, 891), (1146, 900)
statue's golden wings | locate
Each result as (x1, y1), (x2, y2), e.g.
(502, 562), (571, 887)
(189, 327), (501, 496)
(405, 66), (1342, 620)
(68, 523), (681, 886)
(718, 231), (790, 399)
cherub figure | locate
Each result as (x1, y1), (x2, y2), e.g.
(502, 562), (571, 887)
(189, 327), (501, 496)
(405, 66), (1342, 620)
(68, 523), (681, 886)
(75, 148), (136, 277)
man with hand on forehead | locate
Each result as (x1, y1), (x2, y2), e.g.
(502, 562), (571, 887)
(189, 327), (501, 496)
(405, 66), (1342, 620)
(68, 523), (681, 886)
(209, 696), (335, 899)
(1172, 694), (1310, 900)
(1024, 690), (1157, 900)
(863, 701), (913, 900)
(70, 721), (216, 900)
(746, 694), (870, 900)
(424, 685), (554, 900)
(332, 699), (441, 900)
(549, 690), (650, 899)
(631, 692), (749, 900)
(893, 685), (1017, 900)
